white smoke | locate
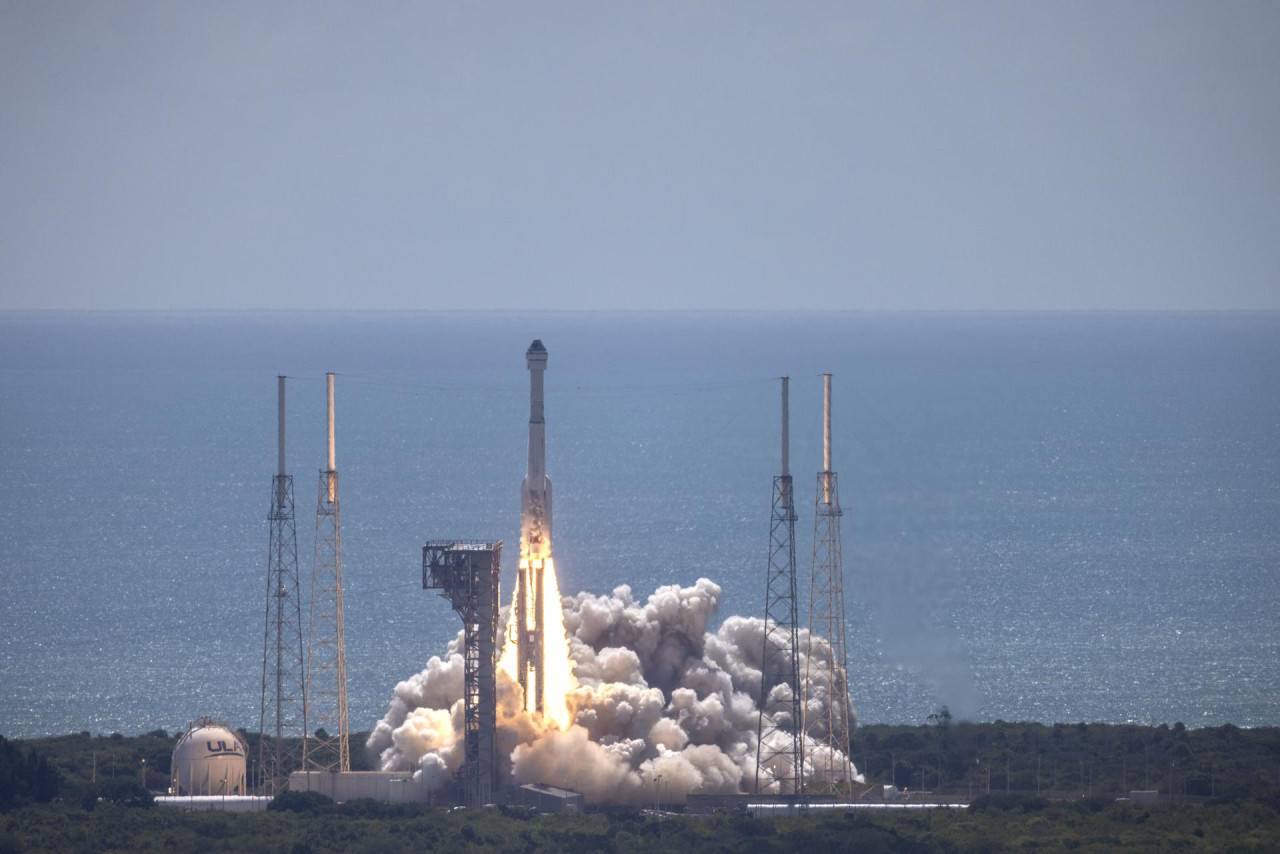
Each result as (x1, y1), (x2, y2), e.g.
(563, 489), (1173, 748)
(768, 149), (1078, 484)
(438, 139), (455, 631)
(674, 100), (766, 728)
(367, 578), (861, 805)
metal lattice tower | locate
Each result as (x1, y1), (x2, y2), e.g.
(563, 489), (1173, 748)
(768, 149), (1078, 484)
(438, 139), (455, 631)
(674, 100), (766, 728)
(804, 373), (855, 797)
(423, 541), (502, 807)
(756, 377), (804, 796)
(304, 372), (349, 774)
(258, 376), (306, 795)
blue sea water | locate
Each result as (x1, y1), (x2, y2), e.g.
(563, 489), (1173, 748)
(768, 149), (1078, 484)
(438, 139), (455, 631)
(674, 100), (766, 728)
(1, 311), (1277, 738)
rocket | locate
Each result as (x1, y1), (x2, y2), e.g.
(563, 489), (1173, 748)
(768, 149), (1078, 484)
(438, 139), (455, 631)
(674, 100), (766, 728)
(520, 339), (552, 560)
(516, 339), (551, 713)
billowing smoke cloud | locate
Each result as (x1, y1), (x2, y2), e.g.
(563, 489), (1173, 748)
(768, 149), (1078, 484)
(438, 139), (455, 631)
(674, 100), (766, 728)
(367, 578), (861, 805)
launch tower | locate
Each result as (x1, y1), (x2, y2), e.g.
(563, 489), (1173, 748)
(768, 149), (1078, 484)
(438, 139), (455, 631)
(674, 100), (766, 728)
(804, 373), (855, 797)
(755, 377), (804, 795)
(423, 540), (502, 807)
(516, 340), (552, 714)
(305, 372), (350, 773)
(258, 376), (306, 794)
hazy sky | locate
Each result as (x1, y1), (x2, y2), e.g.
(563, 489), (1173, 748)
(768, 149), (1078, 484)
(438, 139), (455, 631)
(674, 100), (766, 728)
(2, 2), (1277, 311)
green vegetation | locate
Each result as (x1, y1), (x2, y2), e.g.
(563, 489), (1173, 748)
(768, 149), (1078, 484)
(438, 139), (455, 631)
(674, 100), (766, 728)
(0, 737), (60, 810)
(2, 721), (1279, 853)
(851, 713), (1280, 803)
(2, 797), (1278, 853)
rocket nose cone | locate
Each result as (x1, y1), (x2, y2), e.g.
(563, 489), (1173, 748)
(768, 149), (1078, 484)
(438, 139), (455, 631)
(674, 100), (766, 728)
(526, 338), (548, 368)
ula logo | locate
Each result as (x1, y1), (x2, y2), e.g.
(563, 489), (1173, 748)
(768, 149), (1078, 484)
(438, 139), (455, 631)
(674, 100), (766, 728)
(206, 740), (241, 755)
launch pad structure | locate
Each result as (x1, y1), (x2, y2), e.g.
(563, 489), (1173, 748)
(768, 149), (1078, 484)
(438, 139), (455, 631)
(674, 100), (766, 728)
(804, 373), (856, 798)
(422, 540), (502, 808)
(258, 376), (306, 795)
(756, 377), (804, 796)
(305, 372), (350, 774)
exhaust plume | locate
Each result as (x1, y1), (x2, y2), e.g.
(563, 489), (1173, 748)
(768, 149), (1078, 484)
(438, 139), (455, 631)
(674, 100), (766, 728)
(368, 578), (861, 805)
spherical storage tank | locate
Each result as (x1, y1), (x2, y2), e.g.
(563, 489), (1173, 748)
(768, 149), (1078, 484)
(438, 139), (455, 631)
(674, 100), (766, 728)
(171, 717), (248, 795)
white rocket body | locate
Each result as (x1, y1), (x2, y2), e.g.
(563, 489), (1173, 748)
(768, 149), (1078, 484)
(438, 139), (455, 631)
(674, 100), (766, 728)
(520, 478), (554, 560)
(521, 340), (552, 561)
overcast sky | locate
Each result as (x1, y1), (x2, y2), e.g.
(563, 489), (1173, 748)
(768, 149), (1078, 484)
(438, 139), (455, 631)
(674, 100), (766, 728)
(1, 2), (1276, 311)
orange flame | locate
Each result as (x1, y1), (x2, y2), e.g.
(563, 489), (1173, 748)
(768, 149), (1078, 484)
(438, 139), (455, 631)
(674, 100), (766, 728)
(498, 556), (575, 730)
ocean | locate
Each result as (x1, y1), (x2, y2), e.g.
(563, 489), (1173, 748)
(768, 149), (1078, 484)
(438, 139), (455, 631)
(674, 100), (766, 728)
(1, 311), (1277, 739)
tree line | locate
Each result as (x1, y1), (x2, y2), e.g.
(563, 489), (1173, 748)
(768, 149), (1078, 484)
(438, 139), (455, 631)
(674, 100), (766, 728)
(3, 721), (1279, 852)
(851, 712), (1280, 803)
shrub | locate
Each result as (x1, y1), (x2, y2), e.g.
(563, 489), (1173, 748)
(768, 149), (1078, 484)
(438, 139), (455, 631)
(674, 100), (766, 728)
(0, 739), (62, 810)
(1075, 795), (1115, 814)
(268, 790), (334, 814)
(95, 779), (154, 808)
(969, 794), (1051, 813)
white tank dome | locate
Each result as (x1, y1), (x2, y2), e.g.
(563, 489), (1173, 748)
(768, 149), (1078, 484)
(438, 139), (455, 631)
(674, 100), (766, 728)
(171, 718), (248, 796)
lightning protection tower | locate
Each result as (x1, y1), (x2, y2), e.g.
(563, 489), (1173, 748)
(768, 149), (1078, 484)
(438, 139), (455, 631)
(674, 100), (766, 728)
(756, 377), (803, 796)
(258, 376), (306, 794)
(423, 541), (502, 807)
(304, 372), (350, 774)
(804, 373), (855, 798)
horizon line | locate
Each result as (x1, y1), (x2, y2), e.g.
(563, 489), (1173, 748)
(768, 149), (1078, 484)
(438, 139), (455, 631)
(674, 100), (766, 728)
(3, 307), (1278, 317)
